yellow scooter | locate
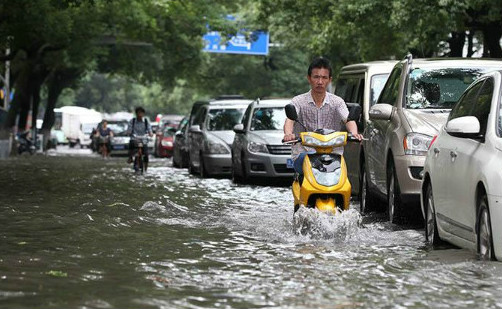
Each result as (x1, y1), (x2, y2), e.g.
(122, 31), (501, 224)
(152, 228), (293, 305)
(284, 104), (360, 214)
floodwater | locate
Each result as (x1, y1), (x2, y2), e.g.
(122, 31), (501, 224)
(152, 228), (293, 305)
(1, 150), (502, 309)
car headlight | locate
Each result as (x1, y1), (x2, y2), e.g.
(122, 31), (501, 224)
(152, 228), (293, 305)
(312, 168), (341, 187)
(247, 142), (269, 154)
(206, 141), (229, 154)
(161, 140), (173, 147)
(404, 133), (433, 156)
(303, 135), (346, 148)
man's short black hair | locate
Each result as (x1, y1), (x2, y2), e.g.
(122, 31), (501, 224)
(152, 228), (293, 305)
(308, 57), (332, 77)
(135, 107), (146, 114)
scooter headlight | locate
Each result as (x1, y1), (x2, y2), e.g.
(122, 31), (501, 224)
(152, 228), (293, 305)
(303, 135), (346, 148)
(312, 168), (341, 187)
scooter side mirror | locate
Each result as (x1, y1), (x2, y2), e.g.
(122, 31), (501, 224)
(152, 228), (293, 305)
(285, 104), (298, 121)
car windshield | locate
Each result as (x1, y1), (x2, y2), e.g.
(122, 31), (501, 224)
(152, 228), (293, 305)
(108, 122), (128, 134)
(406, 67), (486, 109)
(207, 108), (245, 131)
(370, 74), (390, 106)
(250, 107), (286, 130)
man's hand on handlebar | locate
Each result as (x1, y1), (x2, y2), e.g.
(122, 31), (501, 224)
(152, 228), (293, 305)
(283, 133), (296, 142)
(349, 132), (364, 142)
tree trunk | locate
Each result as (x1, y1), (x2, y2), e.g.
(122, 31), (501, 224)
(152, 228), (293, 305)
(467, 30), (475, 57)
(41, 68), (81, 150)
(482, 23), (502, 58)
(41, 72), (64, 150)
(448, 31), (466, 57)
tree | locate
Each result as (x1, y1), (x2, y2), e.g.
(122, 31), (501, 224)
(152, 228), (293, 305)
(255, 0), (502, 72)
(0, 0), (241, 133)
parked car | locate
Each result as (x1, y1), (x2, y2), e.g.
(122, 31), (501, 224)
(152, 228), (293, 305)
(231, 98), (293, 182)
(107, 120), (130, 155)
(363, 56), (502, 223)
(333, 60), (397, 204)
(154, 126), (177, 158)
(188, 99), (251, 177)
(172, 116), (189, 167)
(421, 70), (502, 260)
(172, 96), (248, 169)
(158, 114), (184, 130)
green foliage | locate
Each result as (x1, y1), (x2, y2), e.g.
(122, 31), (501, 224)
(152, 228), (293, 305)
(256, 0), (502, 70)
(70, 73), (201, 116)
(192, 47), (308, 99)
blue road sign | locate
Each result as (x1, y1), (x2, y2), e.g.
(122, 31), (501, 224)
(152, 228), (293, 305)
(203, 30), (269, 56)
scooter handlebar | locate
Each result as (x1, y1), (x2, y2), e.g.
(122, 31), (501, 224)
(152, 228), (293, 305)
(347, 133), (367, 142)
(282, 138), (301, 144)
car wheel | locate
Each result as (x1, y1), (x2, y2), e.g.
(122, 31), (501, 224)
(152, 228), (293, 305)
(359, 161), (373, 214)
(188, 154), (196, 175)
(387, 160), (403, 224)
(199, 152), (207, 178)
(425, 182), (442, 246)
(172, 147), (181, 167)
(478, 195), (494, 261)
(231, 151), (243, 183)
(172, 155), (180, 168)
(241, 151), (248, 182)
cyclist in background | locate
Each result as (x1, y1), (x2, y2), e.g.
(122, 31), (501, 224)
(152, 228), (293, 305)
(127, 107), (153, 170)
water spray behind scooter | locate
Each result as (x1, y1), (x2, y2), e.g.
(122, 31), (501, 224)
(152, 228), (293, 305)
(292, 206), (363, 240)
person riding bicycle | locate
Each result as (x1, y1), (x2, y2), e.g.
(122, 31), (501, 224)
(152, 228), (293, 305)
(126, 107), (153, 169)
(96, 120), (113, 157)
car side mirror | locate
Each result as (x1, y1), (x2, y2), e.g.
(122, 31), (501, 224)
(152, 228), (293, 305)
(189, 125), (201, 133)
(285, 104), (298, 121)
(233, 123), (245, 134)
(369, 104), (393, 121)
(445, 116), (480, 138)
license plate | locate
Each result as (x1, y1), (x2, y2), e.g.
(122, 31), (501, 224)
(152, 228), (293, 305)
(114, 145), (125, 150)
(286, 158), (294, 168)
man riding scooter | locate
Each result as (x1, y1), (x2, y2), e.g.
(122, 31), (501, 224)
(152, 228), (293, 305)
(127, 107), (153, 171)
(283, 57), (362, 213)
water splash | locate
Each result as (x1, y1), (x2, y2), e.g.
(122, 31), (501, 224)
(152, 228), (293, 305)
(292, 207), (362, 241)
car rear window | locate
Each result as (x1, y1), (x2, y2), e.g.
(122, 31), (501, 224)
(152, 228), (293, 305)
(207, 108), (245, 131)
(406, 67), (487, 109)
(250, 107), (286, 130)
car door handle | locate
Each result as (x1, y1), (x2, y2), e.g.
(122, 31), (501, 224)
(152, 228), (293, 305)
(450, 151), (457, 158)
(433, 148), (440, 154)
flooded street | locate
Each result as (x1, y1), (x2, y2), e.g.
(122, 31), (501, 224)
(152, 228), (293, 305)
(2, 151), (502, 309)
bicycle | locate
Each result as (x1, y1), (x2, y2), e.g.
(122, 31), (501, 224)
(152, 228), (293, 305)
(131, 135), (149, 174)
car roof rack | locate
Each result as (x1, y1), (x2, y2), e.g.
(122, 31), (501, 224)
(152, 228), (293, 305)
(404, 53), (413, 65)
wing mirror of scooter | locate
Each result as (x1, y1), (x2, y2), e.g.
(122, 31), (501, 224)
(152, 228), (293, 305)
(285, 104), (298, 121)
